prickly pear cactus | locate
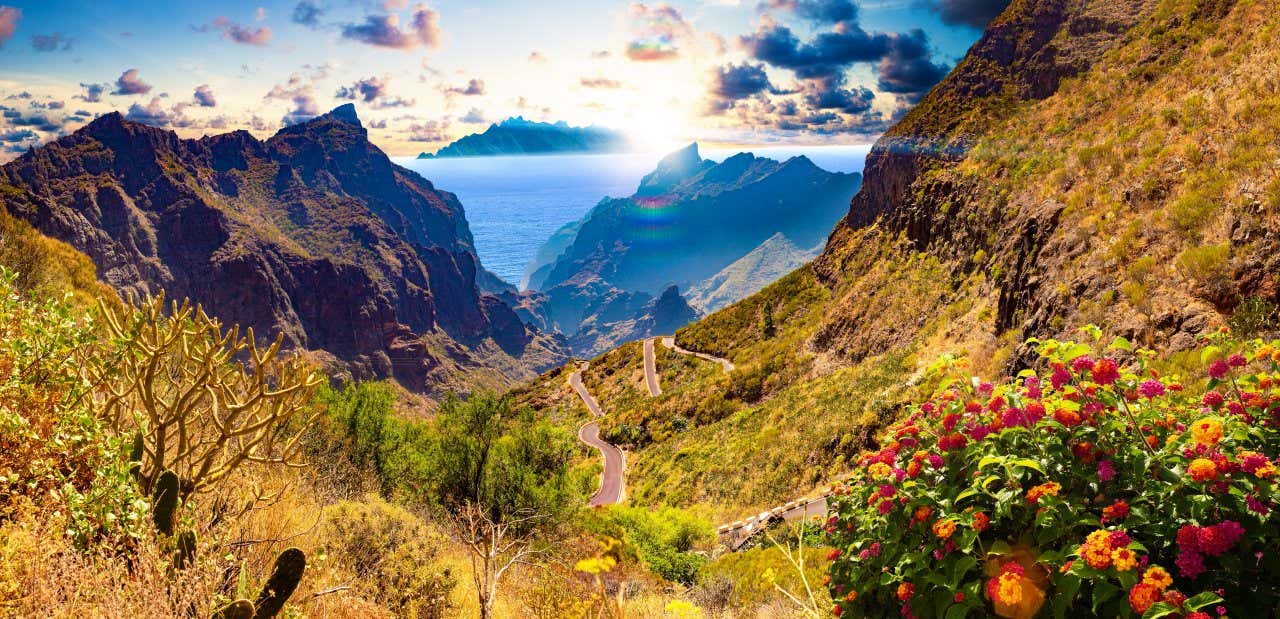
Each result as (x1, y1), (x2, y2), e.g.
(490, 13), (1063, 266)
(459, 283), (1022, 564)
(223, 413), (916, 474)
(128, 431), (144, 481)
(252, 547), (305, 619)
(174, 530), (197, 570)
(211, 599), (254, 619)
(151, 469), (180, 535)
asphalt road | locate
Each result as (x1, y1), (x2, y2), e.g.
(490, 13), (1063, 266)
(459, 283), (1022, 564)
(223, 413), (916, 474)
(570, 365), (624, 506)
(643, 338), (662, 396)
(659, 336), (736, 372)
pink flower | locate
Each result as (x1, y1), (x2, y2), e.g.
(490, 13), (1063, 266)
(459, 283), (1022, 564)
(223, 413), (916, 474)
(1109, 530), (1132, 549)
(1176, 551), (1206, 578)
(1202, 391), (1224, 407)
(1246, 494), (1271, 515)
(1091, 358), (1120, 385)
(927, 454), (944, 468)
(1051, 364), (1072, 389)
(877, 500), (894, 515)
(1228, 353), (1248, 368)
(1098, 460), (1116, 482)
(879, 484), (896, 498)
(1071, 355), (1095, 373)
(1137, 379), (1166, 398)
(1208, 359), (1230, 379)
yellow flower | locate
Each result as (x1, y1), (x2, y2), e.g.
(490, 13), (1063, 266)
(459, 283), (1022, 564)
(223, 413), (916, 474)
(664, 600), (705, 618)
(932, 518), (957, 539)
(868, 462), (892, 478)
(1112, 548), (1137, 572)
(1190, 417), (1223, 446)
(1142, 566), (1173, 590)
(575, 556), (617, 575)
(1188, 458), (1218, 482)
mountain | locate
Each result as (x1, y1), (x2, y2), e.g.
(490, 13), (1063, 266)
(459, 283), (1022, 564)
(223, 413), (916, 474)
(685, 232), (819, 313)
(417, 117), (633, 158)
(0, 104), (564, 397)
(520, 143), (860, 354)
(516, 0), (1280, 521)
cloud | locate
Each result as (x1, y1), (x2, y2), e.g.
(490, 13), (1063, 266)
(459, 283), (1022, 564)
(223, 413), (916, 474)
(406, 119), (449, 142)
(266, 73), (320, 125)
(255, 6), (267, 21)
(200, 16), (273, 46)
(0, 6), (19, 49)
(124, 98), (173, 125)
(876, 29), (948, 100)
(759, 0), (858, 25)
(194, 84), (217, 107)
(709, 62), (772, 99)
(527, 50), (547, 64)
(384, 0), (409, 8)
(31, 31), (73, 52)
(77, 82), (106, 102)
(459, 108), (485, 124)
(11, 112), (62, 131)
(112, 69), (153, 95)
(625, 3), (694, 61)
(580, 76), (623, 89)
(739, 16), (889, 81)
(0, 128), (37, 143)
(335, 74), (415, 108)
(920, 0), (1009, 28)
(341, 4), (442, 50)
(292, 1), (323, 27)
(445, 78), (485, 96)
(803, 80), (874, 113)
(591, 50), (611, 59)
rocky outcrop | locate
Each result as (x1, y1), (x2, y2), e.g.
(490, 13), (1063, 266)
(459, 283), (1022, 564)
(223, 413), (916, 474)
(0, 104), (563, 396)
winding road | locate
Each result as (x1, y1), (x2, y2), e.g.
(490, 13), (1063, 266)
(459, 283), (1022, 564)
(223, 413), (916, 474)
(643, 338), (662, 396)
(570, 364), (625, 507)
(659, 336), (736, 373)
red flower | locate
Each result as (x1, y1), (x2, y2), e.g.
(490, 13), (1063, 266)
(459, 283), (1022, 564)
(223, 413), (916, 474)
(896, 582), (915, 602)
(1091, 358), (1120, 385)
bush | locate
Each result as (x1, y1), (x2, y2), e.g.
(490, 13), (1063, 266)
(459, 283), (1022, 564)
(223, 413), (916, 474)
(826, 329), (1280, 617)
(583, 506), (714, 585)
(319, 498), (455, 618)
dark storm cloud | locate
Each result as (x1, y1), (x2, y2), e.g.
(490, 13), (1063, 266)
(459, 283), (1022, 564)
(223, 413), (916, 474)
(739, 18), (890, 81)
(113, 69), (153, 95)
(921, 0), (1009, 28)
(877, 29), (949, 99)
(804, 81), (875, 113)
(709, 62), (773, 99)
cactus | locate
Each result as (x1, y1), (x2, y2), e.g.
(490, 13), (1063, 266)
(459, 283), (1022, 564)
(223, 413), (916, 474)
(252, 547), (305, 619)
(211, 599), (254, 619)
(152, 469), (180, 535)
(175, 530), (198, 570)
(127, 431), (144, 481)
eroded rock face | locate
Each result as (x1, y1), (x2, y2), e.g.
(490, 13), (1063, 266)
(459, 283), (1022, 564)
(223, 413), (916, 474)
(0, 104), (562, 395)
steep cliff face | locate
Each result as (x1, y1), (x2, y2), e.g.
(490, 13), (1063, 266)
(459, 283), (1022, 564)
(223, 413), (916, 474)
(0, 104), (563, 396)
(810, 0), (1270, 368)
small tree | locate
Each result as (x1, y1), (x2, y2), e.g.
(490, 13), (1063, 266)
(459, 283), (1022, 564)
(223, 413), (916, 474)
(430, 393), (576, 619)
(762, 301), (776, 339)
(88, 293), (321, 498)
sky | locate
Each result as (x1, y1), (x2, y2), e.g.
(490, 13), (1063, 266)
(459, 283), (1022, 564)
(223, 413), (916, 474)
(0, 0), (1007, 161)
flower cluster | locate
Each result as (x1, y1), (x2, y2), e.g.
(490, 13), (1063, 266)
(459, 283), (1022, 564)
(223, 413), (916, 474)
(825, 330), (1280, 617)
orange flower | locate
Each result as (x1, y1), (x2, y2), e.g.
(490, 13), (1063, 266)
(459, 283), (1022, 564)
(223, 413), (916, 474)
(897, 582), (915, 602)
(973, 511), (991, 532)
(868, 462), (892, 478)
(914, 505), (933, 522)
(1129, 583), (1161, 614)
(1111, 548), (1138, 572)
(932, 518), (957, 539)
(1190, 417), (1223, 446)
(1142, 566), (1173, 590)
(1188, 458), (1218, 482)
(1026, 482), (1061, 504)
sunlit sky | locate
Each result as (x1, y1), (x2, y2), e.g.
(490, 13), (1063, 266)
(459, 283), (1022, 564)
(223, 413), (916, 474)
(0, 0), (1004, 161)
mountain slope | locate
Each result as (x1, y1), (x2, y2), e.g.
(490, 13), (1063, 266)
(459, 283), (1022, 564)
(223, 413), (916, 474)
(686, 232), (819, 313)
(524, 144), (860, 355)
(0, 104), (564, 397)
(418, 117), (632, 158)
(521, 0), (1280, 519)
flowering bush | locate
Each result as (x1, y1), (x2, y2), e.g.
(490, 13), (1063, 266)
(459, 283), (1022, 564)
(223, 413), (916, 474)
(826, 328), (1280, 617)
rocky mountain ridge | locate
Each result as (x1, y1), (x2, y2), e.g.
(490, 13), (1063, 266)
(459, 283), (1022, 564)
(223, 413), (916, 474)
(0, 104), (563, 397)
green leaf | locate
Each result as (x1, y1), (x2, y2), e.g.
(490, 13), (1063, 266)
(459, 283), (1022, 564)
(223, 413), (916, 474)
(944, 604), (969, 619)
(1011, 458), (1045, 474)
(1184, 592), (1224, 611)
(1201, 345), (1223, 365)
(1108, 336), (1134, 352)
(1141, 602), (1179, 619)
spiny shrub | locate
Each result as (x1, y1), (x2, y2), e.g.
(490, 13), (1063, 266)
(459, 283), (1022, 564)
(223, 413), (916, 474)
(826, 327), (1280, 617)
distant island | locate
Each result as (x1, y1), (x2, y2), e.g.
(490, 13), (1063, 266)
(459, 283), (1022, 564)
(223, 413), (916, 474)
(417, 117), (633, 158)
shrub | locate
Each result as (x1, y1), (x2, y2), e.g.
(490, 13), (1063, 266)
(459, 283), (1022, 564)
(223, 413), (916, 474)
(583, 506), (714, 585)
(827, 329), (1280, 617)
(318, 498), (455, 618)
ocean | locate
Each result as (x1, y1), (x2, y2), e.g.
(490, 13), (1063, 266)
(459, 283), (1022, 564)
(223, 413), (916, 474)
(395, 144), (872, 288)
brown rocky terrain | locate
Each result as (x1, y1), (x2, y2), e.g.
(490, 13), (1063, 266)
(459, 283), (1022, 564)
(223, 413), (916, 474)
(0, 104), (564, 397)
